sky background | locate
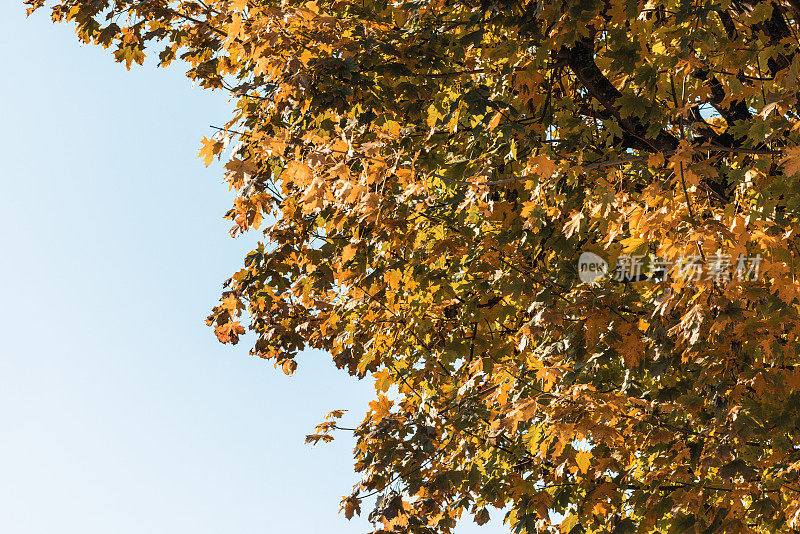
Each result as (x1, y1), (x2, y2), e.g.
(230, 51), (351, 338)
(0, 4), (505, 533)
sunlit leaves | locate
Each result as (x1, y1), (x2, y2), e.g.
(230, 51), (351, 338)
(30, 0), (800, 532)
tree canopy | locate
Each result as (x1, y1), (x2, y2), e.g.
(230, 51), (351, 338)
(28, 0), (800, 531)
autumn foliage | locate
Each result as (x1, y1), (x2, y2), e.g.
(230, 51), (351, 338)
(28, 0), (800, 531)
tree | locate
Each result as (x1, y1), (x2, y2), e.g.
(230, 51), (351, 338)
(27, 0), (800, 531)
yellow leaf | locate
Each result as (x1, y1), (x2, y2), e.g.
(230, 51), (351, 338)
(199, 136), (220, 167)
(575, 450), (592, 474)
(325, 409), (346, 420)
(385, 120), (401, 138)
(385, 269), (403, 290)
(227, 14), (242, 38)
(488, 111), (502, 130)
(560, 513), (578, 533)
(342, 244), (358, 263)
(620, 236), (647, 253)
(426, 105), (441, 128)
(299, 49), (314, 65)
(369, 394), (393, 421)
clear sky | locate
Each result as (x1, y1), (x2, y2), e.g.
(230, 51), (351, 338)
(0, 4), (505, 533)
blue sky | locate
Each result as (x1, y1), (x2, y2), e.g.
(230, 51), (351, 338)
(0, 4), (506, 533)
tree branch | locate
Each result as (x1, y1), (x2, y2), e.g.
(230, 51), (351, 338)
(562, 38), (679, 153)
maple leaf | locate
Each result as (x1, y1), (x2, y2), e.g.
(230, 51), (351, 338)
(340, 496), (361, 519)
(199, 136), (221, 167)
(326, 409), (346, 420)
(487, 111), (502, 131)
(575, 450), (592, 474)
(214, 321), (245, 344)
(532, 154), (557, 179)
(369, 395), (393, 422)
(782, 147), (800, 177)
(304, 434), (334, 446)
(474, 508), (490, 525)
(563, 211), (584, 238)
(341, 244), (358, 264)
